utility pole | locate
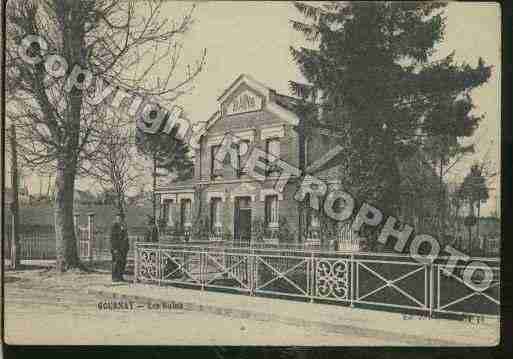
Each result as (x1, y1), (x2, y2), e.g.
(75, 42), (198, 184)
(10, 124), (21, 268)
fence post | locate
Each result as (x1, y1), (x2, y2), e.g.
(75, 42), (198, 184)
(200, 251), (205, 291)
(350, 253), (355, 307)
(250, 248), (256, 296)
(10, 214), (17, 267)
(87, 212), (95, 261)
(429, 263), (434, 318)
(310, 251), (314, 303)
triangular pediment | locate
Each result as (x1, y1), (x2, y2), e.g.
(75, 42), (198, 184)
(223, 87), (264, 116)
(218, 74), (270, 103)
(204, 74), (300, 133)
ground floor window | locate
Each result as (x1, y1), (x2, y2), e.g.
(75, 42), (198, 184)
(265, 195), (279, 227)
(162, 200), (174, 227)
(210, 198), (222, 230)
(181, 199), (192, 227)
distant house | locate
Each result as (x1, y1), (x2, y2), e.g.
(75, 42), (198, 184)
(74, 189), (96, 205)
(127, 191), (153, 207)
(452, 216), (500, 257)
(4, 187), (30, 205)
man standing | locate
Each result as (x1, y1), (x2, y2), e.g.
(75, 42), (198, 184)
(119, 219), (129, 279)
(144, 215), (159, 243)
(110, 213), (126, 282)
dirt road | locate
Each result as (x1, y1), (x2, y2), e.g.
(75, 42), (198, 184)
(3, 268), (404, 345)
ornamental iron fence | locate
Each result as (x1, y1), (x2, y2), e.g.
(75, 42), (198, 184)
(134, 242), (500, 318)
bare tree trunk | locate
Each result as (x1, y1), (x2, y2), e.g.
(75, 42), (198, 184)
(10, 125), (20, 268)
(54, 157), (80, 271)
(116, 191), (126, 223)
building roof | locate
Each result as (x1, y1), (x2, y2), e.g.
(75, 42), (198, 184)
(217, 74), (273, 103)
(4, 187), (31, 202)
(272, 92), (301, 113)
(205, 74), (301, 133)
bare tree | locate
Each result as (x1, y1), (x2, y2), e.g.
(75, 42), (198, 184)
(6, 1), (205, 270)
(88, 110), (143, 222)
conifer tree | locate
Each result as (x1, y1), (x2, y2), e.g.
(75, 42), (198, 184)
(290, 2), (491, 222)
(135, 124), (193, 220)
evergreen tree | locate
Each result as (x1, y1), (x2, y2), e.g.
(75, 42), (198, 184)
(289, 2), (491, 222)
(422, 95), (478, 236)
(136, 122), (193, 220)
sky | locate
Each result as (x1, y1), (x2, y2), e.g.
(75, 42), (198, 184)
(13, 1), (501, 216)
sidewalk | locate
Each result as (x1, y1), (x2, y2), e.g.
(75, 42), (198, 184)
(87, 280), (499, 346)
(4, 259), (55, 268)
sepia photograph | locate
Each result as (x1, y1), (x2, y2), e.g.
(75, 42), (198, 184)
(2, 0), (501, 347)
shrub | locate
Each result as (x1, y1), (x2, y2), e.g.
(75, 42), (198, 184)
(251, 216), (296, 243)
(277, 216), (295, 243)
(251, 217), (267, 242)
(222, 228), (233, 241)
(192, 214), (210, 241)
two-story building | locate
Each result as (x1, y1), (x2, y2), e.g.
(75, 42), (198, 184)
(156, 74), (351, 246)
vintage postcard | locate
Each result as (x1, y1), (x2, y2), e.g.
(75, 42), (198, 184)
(3, 0), (501, 346)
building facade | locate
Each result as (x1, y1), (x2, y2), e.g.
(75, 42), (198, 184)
(156, 75), (354, 247)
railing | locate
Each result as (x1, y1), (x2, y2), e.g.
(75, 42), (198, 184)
(3, 233), (56, 260)
(134, 242), (500, 318)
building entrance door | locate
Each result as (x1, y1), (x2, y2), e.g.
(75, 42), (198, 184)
(234, 196), (252, 242)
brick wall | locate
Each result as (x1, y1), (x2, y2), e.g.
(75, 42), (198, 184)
(183, 80), (346, 241)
